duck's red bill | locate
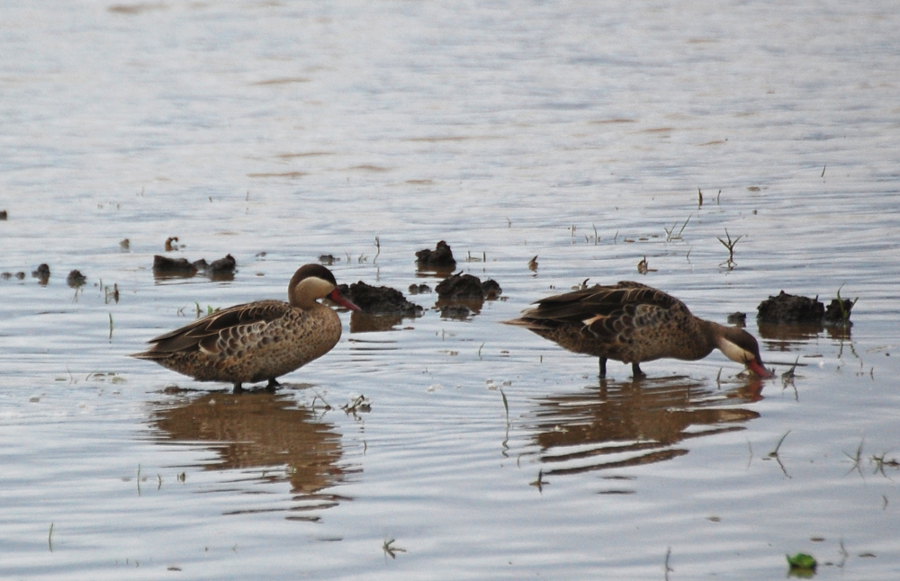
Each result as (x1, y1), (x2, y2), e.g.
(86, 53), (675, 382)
(328, 289), (362, 312)
(748, 359), (775, 378)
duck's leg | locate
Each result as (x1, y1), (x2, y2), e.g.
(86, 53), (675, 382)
(631, 362), (646, 378)
(599, 357), (607, 378)
(266, 378), (281, 391)
(233, 382), (244, 394)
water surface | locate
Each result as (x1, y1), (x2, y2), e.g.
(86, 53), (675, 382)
(2, 0), (900, 579)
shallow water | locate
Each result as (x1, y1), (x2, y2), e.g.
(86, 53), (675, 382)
(2, 0), (900, 579)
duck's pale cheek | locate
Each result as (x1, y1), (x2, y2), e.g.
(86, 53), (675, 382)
(718, 338), (750, 363)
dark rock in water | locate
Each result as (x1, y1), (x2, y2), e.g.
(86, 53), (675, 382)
(726, 312), (747, 326)
(338, 281), (423, 317)
(0, 210), (7, 220)
(66, 269), (87, 287)
(153, 255), (198, 277)
(318, 254), (337, 265)
(757, 290), (853, 326)
(32, 263), (50, 285)
(416, 240), (456, 270)
(436, 273), (502, 301)
(824, 297), (855, 326)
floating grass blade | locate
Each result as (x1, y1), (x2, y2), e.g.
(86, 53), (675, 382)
(769, 430), (791, 457)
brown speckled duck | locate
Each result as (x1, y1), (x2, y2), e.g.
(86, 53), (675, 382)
(506, 281), (773, 378)
(133, 264), (360, 392)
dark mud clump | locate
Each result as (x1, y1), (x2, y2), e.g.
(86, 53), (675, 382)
(757, 291), (824, 323)
(152, 254), (236, 280)
(408, 283), (431, 295)
(824, 297), (855, 326)
(66, 269), (87, 287)
(480, 278), (502, 300)
(338, 281), (423, 317)
(757, 290), (854, 327)
(416, 240), (456, 270)
(32, 263), (50, 285)
(435, 272), (502, 318)
(206, 254), (237, 277)
(726, 312), (747, 326)
(436, 273), (502, 301)
(153, 255), (198, 277)
(0, 210), (7, 220)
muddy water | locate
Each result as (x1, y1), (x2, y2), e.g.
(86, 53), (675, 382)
(3, 0), (900, 579)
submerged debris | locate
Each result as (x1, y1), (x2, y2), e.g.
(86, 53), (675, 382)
(338, 281), (423, 317)
(408, 283), (431, 295)
(416, 240), (457, 270)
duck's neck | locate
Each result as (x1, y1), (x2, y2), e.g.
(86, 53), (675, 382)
(686, 318), (720, 360)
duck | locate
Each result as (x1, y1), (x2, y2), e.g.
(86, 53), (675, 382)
(505, 280), (773, 378)
(132, 264), (361, 392)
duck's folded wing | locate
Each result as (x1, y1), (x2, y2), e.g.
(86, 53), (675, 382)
(521, 282), (686, 323)
(141, 301), (288, 355)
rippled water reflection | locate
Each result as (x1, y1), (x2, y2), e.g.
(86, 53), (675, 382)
(151, 392), (354, 520)
(528, 376), (762, 479)
(2, 0), (900, 579)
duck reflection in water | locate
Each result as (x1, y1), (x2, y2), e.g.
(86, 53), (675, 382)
(151, 391), (356, 520)
(527, 376), (762, 484)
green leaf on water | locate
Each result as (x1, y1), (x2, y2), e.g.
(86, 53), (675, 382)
(786, 552), (817, 571)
